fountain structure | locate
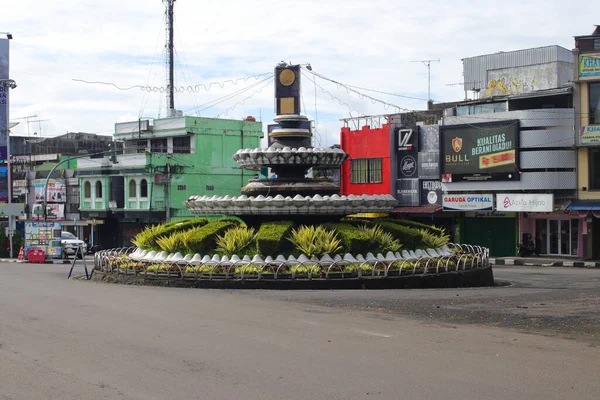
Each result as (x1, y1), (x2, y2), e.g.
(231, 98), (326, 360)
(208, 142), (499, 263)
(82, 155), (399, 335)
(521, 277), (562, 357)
(184, 63), (397, 217)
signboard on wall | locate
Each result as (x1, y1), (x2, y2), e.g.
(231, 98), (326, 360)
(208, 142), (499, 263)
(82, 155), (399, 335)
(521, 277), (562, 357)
(440, 120), (520, 182)
(579, 55), (600, 77)
(31, 203), (65, 220)
(420, 180), (442, 206)
(419, 125), (439, 152)
(0, 39), (8, 163)
(396, 179), (419, 206)
(418, 151), (439, 179)
(580, 125), (600, 145)
(442, 194), (494, 211)
(496, 193), (553, 212)
(0, 164), (7, 201)
(34, 179), (66, 203)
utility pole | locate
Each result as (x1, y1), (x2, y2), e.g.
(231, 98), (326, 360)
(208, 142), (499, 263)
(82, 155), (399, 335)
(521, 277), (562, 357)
(166, 154), (171, 222)
(411, 59), (440, 105)
(165, 0), (176, 117)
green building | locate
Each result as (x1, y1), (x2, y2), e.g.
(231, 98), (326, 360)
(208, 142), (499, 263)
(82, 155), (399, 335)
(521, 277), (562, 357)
(78, 116), (263, 248)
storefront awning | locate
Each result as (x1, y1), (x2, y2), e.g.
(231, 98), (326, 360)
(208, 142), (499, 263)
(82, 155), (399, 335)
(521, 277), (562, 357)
(566, 200), (600, 211)
(392, 205), (442, 214)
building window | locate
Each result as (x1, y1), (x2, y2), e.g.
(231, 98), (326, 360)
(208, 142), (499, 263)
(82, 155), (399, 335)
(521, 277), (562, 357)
(177, 185), (187, 191)
(151, 138), (168, 153)
(84, 181), (91, 198)
(95, 181), (103, 198)
(173, 136), (191, 154)
(206, 185), (214, 191)
(589, 149), (600, 190)
(136, 140), (148, 153)
(129, 180), (137, 197)
(140, 179), (148, 197)
(350, 158), (382, 184)
(590, 82), (600, 125)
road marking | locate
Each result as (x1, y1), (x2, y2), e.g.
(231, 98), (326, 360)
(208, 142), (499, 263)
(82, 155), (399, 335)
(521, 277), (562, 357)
(352, 329), (392, 338)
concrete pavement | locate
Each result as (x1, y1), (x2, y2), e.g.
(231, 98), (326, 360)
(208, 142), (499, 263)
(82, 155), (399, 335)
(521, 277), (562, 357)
(0, 263), (599, 400)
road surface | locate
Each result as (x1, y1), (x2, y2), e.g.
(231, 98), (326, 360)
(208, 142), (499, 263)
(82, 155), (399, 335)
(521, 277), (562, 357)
(0, 263), (598, 400)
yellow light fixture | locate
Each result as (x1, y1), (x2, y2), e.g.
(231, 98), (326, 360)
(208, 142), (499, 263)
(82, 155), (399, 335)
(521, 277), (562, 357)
(279, 69), (296, 86)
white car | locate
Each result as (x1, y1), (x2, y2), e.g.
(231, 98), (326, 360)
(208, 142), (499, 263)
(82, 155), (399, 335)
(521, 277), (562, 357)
(61, 231), (87, 258)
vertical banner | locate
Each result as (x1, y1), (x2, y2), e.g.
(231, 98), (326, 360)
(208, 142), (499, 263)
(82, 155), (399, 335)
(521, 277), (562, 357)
(394, 125), (419, 205)
(0, 38), (8, 162)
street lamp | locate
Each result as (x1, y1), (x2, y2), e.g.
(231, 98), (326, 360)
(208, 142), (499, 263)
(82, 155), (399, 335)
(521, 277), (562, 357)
(1, 78), (17, 258)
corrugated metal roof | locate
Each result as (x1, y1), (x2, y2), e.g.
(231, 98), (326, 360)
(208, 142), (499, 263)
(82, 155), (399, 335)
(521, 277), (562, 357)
(463, 45), (573, 92)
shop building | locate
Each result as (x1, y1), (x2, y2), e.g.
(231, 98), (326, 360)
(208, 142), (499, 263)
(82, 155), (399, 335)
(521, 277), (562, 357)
(572, 26), (600, 259)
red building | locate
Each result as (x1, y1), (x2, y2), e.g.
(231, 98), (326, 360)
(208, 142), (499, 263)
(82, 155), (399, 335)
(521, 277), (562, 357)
(340, 123), (392, 196)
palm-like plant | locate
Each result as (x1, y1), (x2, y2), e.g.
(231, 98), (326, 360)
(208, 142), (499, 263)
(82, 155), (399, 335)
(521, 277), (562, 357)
(358, 224), (402, 252)
(215, 226), (257, 255)
(288, 225), (342, 257)
(418, 228), (450, 248)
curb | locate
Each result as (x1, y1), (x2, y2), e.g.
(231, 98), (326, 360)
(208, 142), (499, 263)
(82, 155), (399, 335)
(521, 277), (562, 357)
(490, 258), (600, 268)
(0, 258), (72, 264)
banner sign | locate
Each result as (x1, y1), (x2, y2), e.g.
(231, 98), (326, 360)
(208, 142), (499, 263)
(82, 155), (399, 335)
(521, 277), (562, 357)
(442, 194), (494, 211)
(420, 180), (442, 206)
(396, 179), (419, 206)
(579, 55), (600, 77)
(418, 125), (439, 152)
(24, 221), (63, 258)
(0, 203), (25, 216)
(31, 203), (65, 220)
(440, 120), (520, 182)
(0, 164), (7, 201)
(0, 38), (8, 162)
(398, 153), (417, 178)
(580, 125), (600, 145)
(496, 193), (553, 212)
(418, 151), (439, 179)
(34, 179), (66, 203)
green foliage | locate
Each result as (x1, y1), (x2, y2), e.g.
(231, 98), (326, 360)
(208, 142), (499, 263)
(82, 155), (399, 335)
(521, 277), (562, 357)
(288, 225), (342, 257)
(156, 234), (185, 254)
(357, 224), (402, 252)
(256, 221), (295, 256)
(417, 228), (450, 248)
(183, 218), (240, 255)
(392, 219), (445, 236)
(215, 226), (257, 256)
(133, 218), (209, 250)
(376, 221), (423, 249)
(323, 223), (372, 254)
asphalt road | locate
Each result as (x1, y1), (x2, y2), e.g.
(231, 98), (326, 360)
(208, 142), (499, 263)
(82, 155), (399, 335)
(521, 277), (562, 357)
(0, 263), (599, 400)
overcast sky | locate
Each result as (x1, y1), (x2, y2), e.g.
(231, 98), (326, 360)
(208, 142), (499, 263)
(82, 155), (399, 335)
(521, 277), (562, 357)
(4, 0), (598, 146)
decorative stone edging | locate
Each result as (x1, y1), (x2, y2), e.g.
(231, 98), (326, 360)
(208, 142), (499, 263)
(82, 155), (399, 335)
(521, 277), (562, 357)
(232, 147), (348, 170)
(184, 193), (399, 215)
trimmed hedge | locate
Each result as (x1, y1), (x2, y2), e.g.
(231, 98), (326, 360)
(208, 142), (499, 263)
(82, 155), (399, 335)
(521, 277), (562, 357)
(376, 221), (423, 249)
(391, 219), (445, 236)
(183, 218), (241, 255)
(323, 223), (372, 254)
(256, 221), (295, 257)
(146, 218), (210, 249)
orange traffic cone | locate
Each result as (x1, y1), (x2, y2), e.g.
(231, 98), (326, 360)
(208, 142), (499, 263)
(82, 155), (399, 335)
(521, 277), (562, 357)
(17, 247), (24, 261)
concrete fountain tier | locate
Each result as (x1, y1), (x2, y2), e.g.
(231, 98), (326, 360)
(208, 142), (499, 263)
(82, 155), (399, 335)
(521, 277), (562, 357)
(241, 177), (340, 197)
(185, 194), (398, 215)
(232, 146), (348, 170)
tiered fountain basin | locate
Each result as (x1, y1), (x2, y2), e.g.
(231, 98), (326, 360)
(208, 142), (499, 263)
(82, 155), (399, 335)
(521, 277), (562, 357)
(184, 194), (399, 216)
(232, 146), (347, 170)
(92, 243), (494, 289)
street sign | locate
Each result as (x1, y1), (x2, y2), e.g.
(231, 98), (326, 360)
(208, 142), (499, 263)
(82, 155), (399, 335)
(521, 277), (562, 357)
(86, 219), (105, 226)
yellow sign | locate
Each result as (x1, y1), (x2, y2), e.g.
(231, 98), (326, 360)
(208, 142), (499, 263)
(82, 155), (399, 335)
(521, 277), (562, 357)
(579, 55), (600, 77)
(478, 150), (515, 169)
(580, 125), (600, 145)
(86, 219), (105, 225)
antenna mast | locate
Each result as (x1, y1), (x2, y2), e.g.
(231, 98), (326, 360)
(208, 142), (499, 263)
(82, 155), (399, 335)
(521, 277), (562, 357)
(165, 0), (176, 116)
(411, 59), (440, 105)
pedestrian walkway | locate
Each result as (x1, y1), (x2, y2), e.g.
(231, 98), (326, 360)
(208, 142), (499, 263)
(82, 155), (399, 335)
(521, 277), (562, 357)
(491, 256), (600, 268)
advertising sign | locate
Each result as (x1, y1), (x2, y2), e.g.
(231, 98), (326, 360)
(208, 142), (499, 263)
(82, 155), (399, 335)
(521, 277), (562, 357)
(396, 179), (419, 206)
(580, 125), (600, 145)
(0, 165), (7, 201)
(418, 151), (439, 179)
(440, 120), (520, 182)
(496, 193), (553, 212)
(579, 55), (600, 77)
(442, 194), (494, 211)
(0, 203), (25, 216)
(0, 38), (8, 162)
(31, 203), (65, 220)
(34, 179), (66, 203)
(420, 180), (442, 206)
(419, 125), (439, 152)
(24, 221), (63, 258)
(398, 154), (417, 178)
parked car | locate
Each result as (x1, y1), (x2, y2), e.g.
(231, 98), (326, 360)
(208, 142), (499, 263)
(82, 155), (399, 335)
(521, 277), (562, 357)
(61, 231), (87, 258)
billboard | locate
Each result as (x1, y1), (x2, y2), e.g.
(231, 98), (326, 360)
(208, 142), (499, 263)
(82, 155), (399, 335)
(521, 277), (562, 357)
(34, 179), (66, 203)
(440, 120), (519, 182)
(31, 203), (65, 220)
(0, 38), (8, 162)
(442, 194), (494, 211)
(579, 55), (600, 77)
(580, 125), (600, 145)
(24, 221), (63, 258)
(0, 164), (7, 201)
(418, 151), (439, 179)
(420, 180), (442, 206)
(396, 179), (419, 206)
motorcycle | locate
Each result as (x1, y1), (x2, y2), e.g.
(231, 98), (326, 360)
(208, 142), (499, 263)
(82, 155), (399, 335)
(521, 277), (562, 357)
(518, 234), (538, 257)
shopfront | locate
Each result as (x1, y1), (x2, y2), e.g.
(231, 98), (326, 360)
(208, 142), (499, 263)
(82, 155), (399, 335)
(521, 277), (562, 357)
(520, 213), (584, 257)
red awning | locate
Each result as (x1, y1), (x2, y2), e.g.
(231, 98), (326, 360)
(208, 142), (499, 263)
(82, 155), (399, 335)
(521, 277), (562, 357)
(392, 205), (442, 214)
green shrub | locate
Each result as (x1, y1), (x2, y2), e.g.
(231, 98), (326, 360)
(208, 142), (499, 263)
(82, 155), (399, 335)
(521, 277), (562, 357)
(215, 226), (257, 255)
(390, 219), (445, 237)
(358, 224), (402, 252)
(417, 228), (450, 248)
(156, 234), (186, 254)
(256, 221), (295, 256)
(323, 223), (372, 254)
(183, 218), (240, 255)
(288, 225), (342, 258)
(376, 221), (423, 249)
(133, 218), (209, 250)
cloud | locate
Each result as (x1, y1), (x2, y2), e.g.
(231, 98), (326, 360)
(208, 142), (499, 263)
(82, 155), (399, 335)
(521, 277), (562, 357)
(4, 0), (598, 146)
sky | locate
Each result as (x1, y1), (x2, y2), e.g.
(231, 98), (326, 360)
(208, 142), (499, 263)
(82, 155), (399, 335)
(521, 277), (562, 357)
(4, 0), (598, 147)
